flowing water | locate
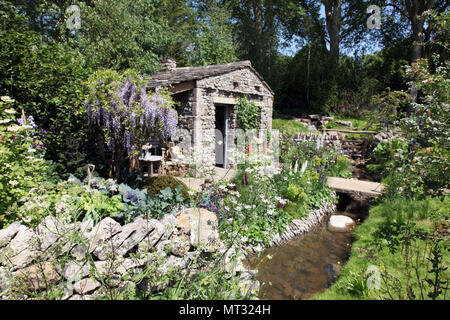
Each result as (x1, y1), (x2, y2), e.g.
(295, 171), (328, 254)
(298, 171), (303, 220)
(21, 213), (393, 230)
(246, 198), (368, 300)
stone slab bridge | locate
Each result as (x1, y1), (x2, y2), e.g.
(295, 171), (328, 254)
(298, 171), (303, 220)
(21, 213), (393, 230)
(327, 177), (384, 198)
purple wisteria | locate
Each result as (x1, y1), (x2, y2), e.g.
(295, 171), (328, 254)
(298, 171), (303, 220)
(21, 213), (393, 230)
(86, 78), (178, 154)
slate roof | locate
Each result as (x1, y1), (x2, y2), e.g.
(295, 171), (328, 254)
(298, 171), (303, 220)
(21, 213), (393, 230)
(146, 60), (274, 95)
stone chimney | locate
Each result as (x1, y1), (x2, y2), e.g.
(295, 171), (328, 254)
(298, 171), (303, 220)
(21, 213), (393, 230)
(159, 57), (177, 72)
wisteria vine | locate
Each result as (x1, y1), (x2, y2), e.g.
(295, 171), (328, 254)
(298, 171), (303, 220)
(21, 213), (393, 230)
(85, 75), (178, 155)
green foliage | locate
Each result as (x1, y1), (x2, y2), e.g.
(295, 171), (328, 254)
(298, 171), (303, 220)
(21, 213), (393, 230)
(12, 179), (126, 226)
(0, 2), (91, 178)
(337, 271), (370, 298)
(326, 155), (353, 179)
(271, 119), (310, 137)
(84, 69), (178, 179)
(143, 175), (189, 198)
(186, 0), (238, 66)
(285, 185), (307, 203)
(316, 197), (449, 300)
(373, 58), (450, 199)
(75, 0), (173, 73)
(230, 0), (280, 86)
(401, 58), (450, 147)
(278, 44), (337, 114)
(142, 185), (190, 220)
(236, 97), (262, 131)
(370, 89), (410, 127)
(367, 138), (409, 177)
(332, 78), (381, 119)
(79, 193), (124, 224)
(0, 97), (59, 228)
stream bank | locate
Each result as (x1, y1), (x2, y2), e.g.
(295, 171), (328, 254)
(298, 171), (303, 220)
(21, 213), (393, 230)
(246, 194), (370, 300)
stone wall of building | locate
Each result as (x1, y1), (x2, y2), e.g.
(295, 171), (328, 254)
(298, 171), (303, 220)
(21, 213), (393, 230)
(192, 67), (274, 170)
(171, 67), (274, 173)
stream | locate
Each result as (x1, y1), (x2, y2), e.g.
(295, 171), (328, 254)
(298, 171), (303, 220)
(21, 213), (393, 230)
(246, 195), (369, 300)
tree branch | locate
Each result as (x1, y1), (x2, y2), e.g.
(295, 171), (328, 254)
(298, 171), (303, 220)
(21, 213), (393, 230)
(385, 3), (409, 20)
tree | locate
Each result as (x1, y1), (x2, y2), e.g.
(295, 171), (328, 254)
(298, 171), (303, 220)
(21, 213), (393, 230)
(186, 0), (238, 66)
(74, 0), (179, 74)
(8, 0), (73, 42)
(230, 0), (280, 83)
(276, 0), (344, 70)
(0, 1), (92, 178)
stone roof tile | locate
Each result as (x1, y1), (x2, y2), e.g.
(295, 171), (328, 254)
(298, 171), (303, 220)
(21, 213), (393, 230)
(146, 60), (273, 95)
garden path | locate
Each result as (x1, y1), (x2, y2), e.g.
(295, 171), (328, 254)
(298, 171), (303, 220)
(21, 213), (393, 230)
(180, 167), (236, 192)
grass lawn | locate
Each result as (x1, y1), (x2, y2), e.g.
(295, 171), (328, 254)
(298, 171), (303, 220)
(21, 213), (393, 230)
(272, 116), (380, 141)
(314, 196), (450, 300)
(272, 118), (311, 136)
(325, 116), (380, 132)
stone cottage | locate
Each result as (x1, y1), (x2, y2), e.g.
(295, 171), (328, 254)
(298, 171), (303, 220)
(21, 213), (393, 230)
(146, 59), (274, 169)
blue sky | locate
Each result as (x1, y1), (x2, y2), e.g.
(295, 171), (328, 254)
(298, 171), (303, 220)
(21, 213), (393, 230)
(278, 4), (383, 57)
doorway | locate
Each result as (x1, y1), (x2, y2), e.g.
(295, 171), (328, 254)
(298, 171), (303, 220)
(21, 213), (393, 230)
(215, 104), (229, 168)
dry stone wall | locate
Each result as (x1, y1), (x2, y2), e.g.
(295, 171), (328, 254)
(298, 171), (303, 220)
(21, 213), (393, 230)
(0, 208), (259, 300)
(268, 200), (337, 247)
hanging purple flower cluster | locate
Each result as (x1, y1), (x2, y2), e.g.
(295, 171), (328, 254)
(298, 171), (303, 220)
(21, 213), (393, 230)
(86, 78), (178, 154)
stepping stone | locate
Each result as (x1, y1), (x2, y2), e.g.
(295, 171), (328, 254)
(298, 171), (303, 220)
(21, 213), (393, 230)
(328, 215), (355, 232)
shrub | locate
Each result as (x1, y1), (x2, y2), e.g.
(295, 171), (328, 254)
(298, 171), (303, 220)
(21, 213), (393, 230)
(144, 175), (189, 197)
(0, 3), (92, 178)
(0, 96), (59, 228)
(236, 97), (262, 131)
(367, 138), (408, 177)
(285, 184), (307, 203)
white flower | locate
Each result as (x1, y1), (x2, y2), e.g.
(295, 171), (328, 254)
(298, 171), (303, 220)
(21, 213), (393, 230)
(8, 180), (19, 186)
(61, 194), (72, 202)
(7, 125), (22, 132)
(1, 96), (15, 103)
(243, 205), (251, 210)
(0, 119), (11, 124)
(4, 108), (17, 114)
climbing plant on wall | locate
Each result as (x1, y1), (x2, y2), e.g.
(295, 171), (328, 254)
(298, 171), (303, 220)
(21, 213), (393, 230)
(236, 96), (262, 131)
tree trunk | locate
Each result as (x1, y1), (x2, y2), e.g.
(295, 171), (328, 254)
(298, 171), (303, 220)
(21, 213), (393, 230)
(405, 0), (435, 105)
(410, 8), (425, 61)
(324, 0), (342, 69)
(252, 0), (265, 72)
